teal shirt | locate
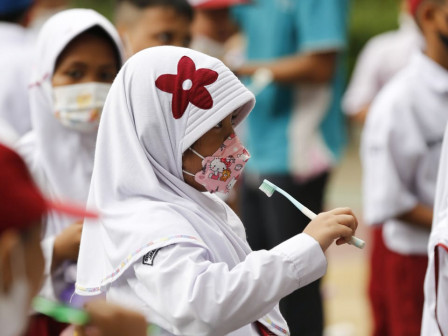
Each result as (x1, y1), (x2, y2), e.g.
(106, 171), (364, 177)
(233, 0), (349, 175)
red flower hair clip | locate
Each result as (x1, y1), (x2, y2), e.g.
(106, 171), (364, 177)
(155, 56), (219, 119)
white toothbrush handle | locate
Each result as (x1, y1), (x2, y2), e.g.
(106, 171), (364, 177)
(276, 187), (365, 249)
(276, 188), (317, 219)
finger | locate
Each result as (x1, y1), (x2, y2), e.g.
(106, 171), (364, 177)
(334, 225), (353, 241)
(335, 215), (357, 232)
(328, 207), (353, 216)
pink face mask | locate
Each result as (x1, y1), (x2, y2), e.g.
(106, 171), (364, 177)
(183, 134), (250, 194)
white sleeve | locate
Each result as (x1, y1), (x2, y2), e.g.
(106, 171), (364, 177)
(38, 236), (58, 301)
(362, 86), (423, 225)
(130, 233), (326, 336)
(342, 37), (384, 116)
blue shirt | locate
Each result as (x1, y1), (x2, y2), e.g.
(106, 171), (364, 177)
(233, 0), (348, 177)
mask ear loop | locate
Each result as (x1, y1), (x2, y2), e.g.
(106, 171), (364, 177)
(182, 147), (205, 178)
(188, 147), (205, 160)
(182, 170), (195, 177)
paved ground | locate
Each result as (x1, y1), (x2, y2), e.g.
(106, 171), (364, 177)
(323, 124), (372, 336)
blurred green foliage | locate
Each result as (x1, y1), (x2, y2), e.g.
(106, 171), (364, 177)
(71, 0), (401, 75)
(71, 0), (115, 19)
(347, 0), (400, 74)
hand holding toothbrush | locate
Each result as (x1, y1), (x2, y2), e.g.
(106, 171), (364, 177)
(303, 208), (358, 252)
(259, 179), (365, 250)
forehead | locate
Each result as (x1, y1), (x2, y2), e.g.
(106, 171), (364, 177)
(55, 33), (117, 67)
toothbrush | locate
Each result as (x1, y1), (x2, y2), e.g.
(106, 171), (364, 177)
(32, 296), (161, 335)
(259, 179), (365, 249)
(32, 296), (90, 325)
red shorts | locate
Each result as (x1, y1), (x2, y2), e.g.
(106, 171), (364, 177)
(369, 227), (428, 336)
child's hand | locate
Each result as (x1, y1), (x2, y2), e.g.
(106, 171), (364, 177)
(52, 220), (83, 270)
(303, 208), (358, 252)
(76, 300), (147, 336)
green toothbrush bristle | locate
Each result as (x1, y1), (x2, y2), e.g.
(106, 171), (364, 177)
(259, 180), (276, 197)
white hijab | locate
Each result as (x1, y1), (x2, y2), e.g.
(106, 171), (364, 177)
(17, 9), (124, 237)
(76, 46), (256, 294)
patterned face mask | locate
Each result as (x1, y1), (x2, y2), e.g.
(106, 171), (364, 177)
(52, 82), (111, 133)
(183, 134), (250, 194)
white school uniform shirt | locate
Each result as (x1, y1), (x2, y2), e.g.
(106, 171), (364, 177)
(362, 51), (448, 255)
(0, 22), (33, 136)
(421, 124), (448, 336)
(75, 46), (327, 336)
(15, 9), (124, 302)
(342, 14), (423, 116)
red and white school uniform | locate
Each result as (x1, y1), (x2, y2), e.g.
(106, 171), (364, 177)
(362, 51), (448, 336)
(343, 13), (423, 336)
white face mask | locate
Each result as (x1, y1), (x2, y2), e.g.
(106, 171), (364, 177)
(190, 35), (227, 60)
(52, 82), (112, 133)
(0, 241), (30, 336)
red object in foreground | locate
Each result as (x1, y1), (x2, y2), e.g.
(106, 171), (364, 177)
(0, 144), (98, 233)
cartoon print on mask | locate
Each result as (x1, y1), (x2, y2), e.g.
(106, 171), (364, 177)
(183, 134), (251, 194)
(220, 169), (231, 182)
(209, 158), (227, 180)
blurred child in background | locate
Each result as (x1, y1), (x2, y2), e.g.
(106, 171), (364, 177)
(232, 1), (349, 334)
(0, 0), (34, 138)
(0, 143), (148, 336)
(16, 8), (124, 335)
(342, 2), (422, 335)
(115, 0), (193, 58)
(362, 0), (448, 334)
(189, 0), (246, 61)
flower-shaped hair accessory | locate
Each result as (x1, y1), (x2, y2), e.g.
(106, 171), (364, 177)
(155, 56), (219, 119)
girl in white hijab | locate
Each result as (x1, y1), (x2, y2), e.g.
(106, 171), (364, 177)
(75, 46), (357, 336)
(16, 7), (124, 316)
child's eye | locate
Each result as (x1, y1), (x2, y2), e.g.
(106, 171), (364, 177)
(183, 36), (192, 48)
(214, 121), (223, 128)
(157, 32), (174, 45)
(66, 69), (84, 80)
(99, 71), (116, 83)
(231, 115), (238, 126)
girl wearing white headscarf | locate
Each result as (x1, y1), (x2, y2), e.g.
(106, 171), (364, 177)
(16, 8), (124, 311)
(75, 46), (357, 336)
